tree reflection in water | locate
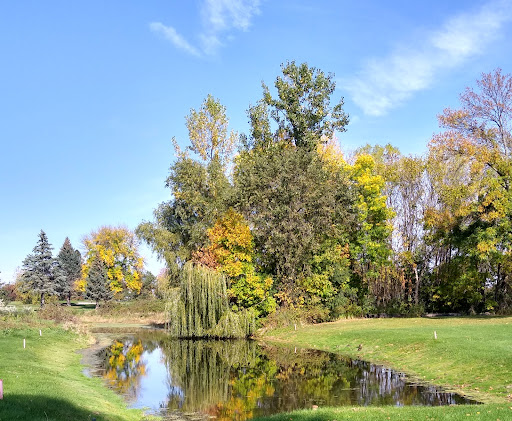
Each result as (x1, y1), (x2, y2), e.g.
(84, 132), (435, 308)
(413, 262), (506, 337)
(96, 335), (478, 419)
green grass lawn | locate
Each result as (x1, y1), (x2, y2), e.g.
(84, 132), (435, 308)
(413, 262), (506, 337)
(0, 324), (147, 421)
(252, 316), (512, 421)
(2, 313), (511, 421)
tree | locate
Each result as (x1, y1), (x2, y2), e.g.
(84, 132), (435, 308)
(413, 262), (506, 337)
(355, 145), (431, 308)
(427, 68), (512, 312)
(139, 271), (157, 299)
(57, 237), (82, 305)
(81, 226), (144, 297)
(235, 144), (356, 306)
(21, 230), (65, 307)
(193, 208), (276, 315)
(168, 263), (255, 338)
(185, 94), (238, 165)
(249, 61), (349, 150)
(137, 96), (235, 281)
(85, 256), (112, 308)
(348, 154), (394, 309)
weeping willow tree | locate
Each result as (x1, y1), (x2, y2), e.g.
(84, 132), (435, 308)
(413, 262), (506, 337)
(168, 263), (255, 338)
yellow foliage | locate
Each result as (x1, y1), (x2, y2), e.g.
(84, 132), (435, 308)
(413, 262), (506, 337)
(316, 135), (346, 170)
(81, 226), (144, 295)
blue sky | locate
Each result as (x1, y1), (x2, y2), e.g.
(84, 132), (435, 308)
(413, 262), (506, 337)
(1, 0), (512, 284)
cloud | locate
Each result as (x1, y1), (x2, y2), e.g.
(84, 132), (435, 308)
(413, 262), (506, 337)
(149, 22), (200, 56)
(150, 0), (261, 56)
(344, 0), (512, 116)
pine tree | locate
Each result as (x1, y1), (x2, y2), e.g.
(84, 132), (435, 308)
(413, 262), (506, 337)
(21, 230), (64, 307)
(57, 237), (82, 305)
(85, 257), (112, 308)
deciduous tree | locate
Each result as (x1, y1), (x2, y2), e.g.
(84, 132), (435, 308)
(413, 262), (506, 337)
(249, 61), (349, 150)
(81, 226), (144, 297)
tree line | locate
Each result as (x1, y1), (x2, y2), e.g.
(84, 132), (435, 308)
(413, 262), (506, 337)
(9, 62), (512, 322)
(10, 226), (154, 308)
(138, 62), (512, 321)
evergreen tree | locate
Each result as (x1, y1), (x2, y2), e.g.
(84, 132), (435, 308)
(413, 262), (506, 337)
(21, 230), (64, 307)
(85, 257), (112, 308)
(57, 237), (82, 306)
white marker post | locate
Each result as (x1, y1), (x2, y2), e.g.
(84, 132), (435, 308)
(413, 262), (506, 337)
(23, 339), (26, 349)
(434, 331), (437, 340)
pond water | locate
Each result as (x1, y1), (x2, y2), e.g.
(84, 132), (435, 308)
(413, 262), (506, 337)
(90, 331), (478, 420)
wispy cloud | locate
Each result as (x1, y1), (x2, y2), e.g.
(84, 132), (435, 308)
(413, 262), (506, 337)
(150, 0), (261, 56)
(149, 22), (200, 56)
(344, 0), (512, 116)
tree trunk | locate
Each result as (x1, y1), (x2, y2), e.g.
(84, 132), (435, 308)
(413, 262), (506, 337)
(67, 292), (71, 306)
(413, 264), (420, 305)
(95, 300), (100, 309)
(40, 293), (45, 308)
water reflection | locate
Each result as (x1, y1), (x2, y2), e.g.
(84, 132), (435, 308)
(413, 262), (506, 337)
(94, 334), (478, 419)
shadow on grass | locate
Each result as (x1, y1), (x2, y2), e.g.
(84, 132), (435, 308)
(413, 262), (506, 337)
(0, 394), (129, 421)
(70, 302), (97, 310)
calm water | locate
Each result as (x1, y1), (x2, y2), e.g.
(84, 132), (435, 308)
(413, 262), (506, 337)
(91, 332), (478, 420)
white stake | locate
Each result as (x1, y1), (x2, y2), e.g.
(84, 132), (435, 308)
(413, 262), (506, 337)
(434, 331), (437, 340)
(39, 329), (42, 336)
(23, 339), (26, 349)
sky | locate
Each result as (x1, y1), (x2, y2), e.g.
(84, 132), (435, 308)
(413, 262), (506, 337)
(1, 0), (512, 284)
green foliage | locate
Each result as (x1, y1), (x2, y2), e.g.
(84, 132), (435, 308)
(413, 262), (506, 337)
(137, 142), (232, 282)
(168, 263), (255, 338)
(20, 230), (66, 308)
(185, 94), (238, 164)
(235, 145), (355, 305)
(425, 69), (512, 313)
(85, 257), (113, 308)
(197, 208), (276, 315)
(255, 61), (349, 150)
(57, 237), (82, 305)
(138, 271), (156, 298)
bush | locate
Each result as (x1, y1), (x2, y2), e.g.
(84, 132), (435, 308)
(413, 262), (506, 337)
(95, 298), (166, 316)
(262, 304), (331, 329)
(38, 304), (76, 323)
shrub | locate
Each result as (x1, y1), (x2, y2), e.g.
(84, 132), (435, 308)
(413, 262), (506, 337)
(95, 298), (166, 316)
(38, 303), (76, 323)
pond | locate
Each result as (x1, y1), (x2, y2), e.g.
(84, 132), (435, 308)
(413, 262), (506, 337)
(89, 331), (478, 420)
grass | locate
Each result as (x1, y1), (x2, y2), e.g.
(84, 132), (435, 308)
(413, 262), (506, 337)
(252, 316), (512, 421)
(252, 405), (512, 421)
(2, 307), (511, 421)
(0, 322), (149, 421)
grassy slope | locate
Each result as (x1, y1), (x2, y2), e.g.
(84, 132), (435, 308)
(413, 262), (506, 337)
(253, 316), (512, 421)
(0, 324), (146, 421)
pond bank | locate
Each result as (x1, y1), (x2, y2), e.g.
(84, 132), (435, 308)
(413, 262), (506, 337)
(0, 322), (150, 421)
(2, 315), (511, 421)
(261, 316), (512, 404)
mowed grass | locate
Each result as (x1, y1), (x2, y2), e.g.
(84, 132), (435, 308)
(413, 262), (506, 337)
(0, 324), (146, 421)
(252, 405), (512, 421)
(253, 316), (512, 421)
